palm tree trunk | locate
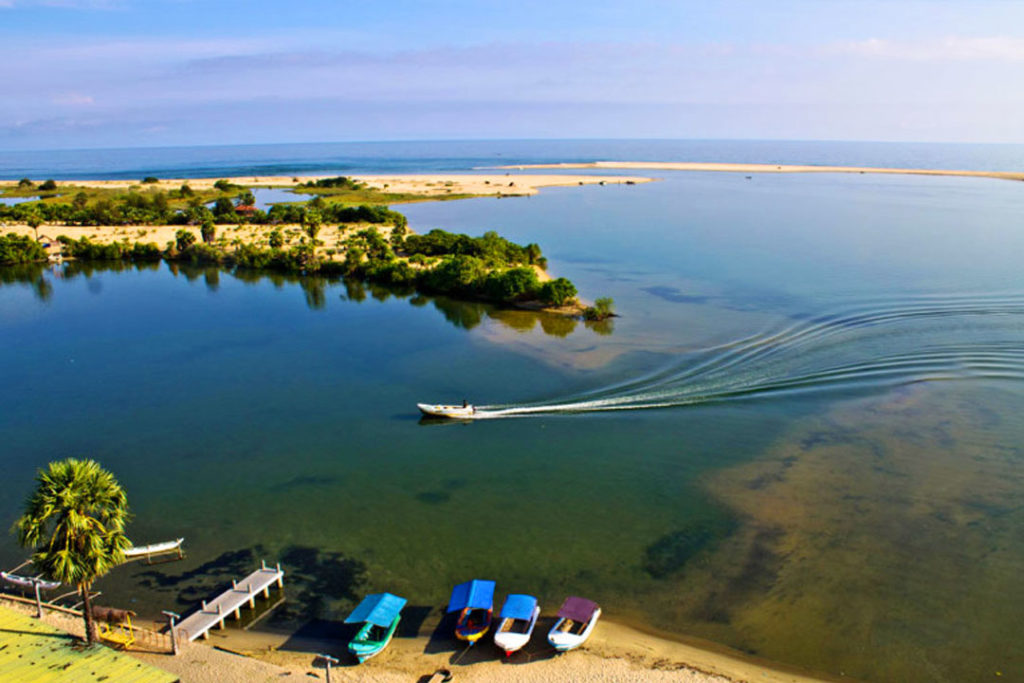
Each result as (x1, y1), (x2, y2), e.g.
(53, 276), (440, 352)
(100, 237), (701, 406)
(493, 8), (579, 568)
(80, 583), (98, 646)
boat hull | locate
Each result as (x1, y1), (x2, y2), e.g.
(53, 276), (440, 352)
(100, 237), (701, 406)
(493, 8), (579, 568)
(494, 605), (540, 655)
(417, 403), (476, 419)
(454, 607), (492, 643)
(349, 615), (400, 663)
(548, 608), (601, 652)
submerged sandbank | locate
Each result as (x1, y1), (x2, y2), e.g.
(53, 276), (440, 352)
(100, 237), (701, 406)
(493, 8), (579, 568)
(498, 161), (1024, 182)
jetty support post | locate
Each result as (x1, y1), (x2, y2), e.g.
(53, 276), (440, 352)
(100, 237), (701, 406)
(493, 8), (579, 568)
(162, 610), (180, 656)
(316, 653), (339, 683)
(33, 581), (43, 619)
(275, 563), (283, 589)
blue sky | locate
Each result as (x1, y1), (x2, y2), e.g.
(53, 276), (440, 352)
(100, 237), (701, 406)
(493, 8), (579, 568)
(3, 0), (1024, 149)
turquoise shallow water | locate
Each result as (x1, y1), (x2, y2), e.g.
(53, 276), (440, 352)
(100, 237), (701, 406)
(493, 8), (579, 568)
(1, 163), (1023, 681)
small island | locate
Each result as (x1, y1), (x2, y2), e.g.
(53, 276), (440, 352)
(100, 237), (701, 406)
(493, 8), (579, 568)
(0, 175), (630, 320)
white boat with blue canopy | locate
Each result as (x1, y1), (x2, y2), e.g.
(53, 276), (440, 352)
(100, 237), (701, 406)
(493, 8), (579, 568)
(344, 592), (407, 662)
(493, 593), (540, 656)
(447, 579), (495, 643)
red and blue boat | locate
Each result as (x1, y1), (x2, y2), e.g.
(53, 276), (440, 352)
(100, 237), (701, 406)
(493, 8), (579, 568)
(447, 579), (495, 644)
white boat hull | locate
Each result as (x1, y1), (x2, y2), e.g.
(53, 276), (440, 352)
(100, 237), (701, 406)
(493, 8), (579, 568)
(548, 608), (601, 652)
(1, 571), (61, 591)
(417, 403), (477, 418)
(124, 537), (184, 558)
(494, 605), (540, 655)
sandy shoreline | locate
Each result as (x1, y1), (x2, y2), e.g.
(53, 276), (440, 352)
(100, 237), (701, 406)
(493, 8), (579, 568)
(497, 160), (1024, 182)
(0, 173), (654, 196)
(1, 594), (833, 682)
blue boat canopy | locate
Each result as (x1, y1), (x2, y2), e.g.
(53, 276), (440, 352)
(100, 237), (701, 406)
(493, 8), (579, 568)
(498, 594), (537, 621)
(447, 579), (495, 613)
(345, 592), (407, 627)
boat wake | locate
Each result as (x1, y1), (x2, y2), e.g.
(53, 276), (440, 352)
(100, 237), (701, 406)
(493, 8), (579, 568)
(472, 293), (1024, 418)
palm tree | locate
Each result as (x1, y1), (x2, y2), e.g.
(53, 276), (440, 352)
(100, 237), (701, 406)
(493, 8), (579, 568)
(14, 458), (131, 646)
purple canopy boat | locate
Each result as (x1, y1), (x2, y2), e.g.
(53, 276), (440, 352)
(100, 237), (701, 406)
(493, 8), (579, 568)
(547, 596), (601, 651)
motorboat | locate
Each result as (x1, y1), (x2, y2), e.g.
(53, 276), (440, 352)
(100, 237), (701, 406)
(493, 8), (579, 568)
(344, 592), (407, 662)
(547, 596), (601, 652)
(493, 593), (540, 656)
(417, 403), (477, 418)
(447, 579), (495, 644)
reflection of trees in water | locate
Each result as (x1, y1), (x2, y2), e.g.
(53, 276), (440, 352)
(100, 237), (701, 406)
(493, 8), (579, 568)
(431, 296), (487, 330)
(0, 263), (53, 301)
(0, 262), (612, 338)
(342, 279), (366, 302)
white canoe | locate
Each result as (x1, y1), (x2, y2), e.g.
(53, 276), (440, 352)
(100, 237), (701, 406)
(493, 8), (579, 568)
(1, 571), (61, 591)
(494, 604), (540, 655)
(417, 403), (477, 418)
(124, 537), (184, 558)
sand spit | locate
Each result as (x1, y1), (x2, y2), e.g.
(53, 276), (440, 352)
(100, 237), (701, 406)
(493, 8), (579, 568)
(497, 161), (1024, 182)
(0, 173), (653, 197)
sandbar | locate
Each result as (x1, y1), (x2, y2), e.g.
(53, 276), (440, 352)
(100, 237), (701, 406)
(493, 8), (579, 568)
(497, 161), (1024, 182)
(0, 173), (654, 196)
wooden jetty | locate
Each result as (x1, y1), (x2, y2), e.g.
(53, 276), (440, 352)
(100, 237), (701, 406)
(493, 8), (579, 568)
(175, 561), (284, 642)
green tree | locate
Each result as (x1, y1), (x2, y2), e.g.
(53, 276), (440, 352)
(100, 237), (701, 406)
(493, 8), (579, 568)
(303, 209), (322, 244)
(39, 179), (57, 192)
(179, 183), (194, 197)
(213, 197), (235, 217)
(539, 277), (578, 306)
(200, 219), (216, 244)
(72, 191), (89, 211)
(25, 210), (43, 241)
(175, 229), (197, 252)
(141, 176), (159, 184)
(14, 458), (131, 646)
(237, 190), (255, 206)
(268, 229), (284, 249)
(17, 178), (34, 189)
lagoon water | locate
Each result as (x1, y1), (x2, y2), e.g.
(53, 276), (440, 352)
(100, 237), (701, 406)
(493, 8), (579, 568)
(1, 142), (1023, 682)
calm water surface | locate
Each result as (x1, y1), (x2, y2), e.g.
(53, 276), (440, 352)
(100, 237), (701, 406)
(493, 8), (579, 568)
(1, 164), (1023, 682)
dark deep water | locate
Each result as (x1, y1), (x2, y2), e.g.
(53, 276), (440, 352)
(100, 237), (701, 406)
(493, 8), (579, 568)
(1, 143), (1023, 682)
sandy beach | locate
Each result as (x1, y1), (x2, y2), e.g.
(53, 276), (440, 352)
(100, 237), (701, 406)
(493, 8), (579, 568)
(497, 161), (1024, 182)
(1, 595), (830, 683)
(0, 173), (653, 196)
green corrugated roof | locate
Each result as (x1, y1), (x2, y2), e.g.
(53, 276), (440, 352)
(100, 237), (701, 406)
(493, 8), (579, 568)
(0, 605), (178, 682)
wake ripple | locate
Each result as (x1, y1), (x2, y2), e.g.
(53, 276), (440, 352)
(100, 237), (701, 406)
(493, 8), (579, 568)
(474, 294), (1024, 418)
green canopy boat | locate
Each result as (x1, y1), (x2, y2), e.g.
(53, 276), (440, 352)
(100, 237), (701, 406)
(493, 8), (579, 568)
(344, 592), (407, 663)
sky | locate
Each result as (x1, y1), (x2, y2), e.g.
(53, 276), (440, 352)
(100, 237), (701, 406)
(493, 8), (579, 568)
(3, 0), (1024, 149)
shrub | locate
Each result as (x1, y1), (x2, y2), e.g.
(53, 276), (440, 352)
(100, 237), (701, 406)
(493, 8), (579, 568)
(175, 229), (197, 252)
(200, 220), (216, 244)
(483, 267), (540, 301)
(39, 179), (57, 192)
(583, 297), (615, 320)
(213, 179), (237, 192)
(142, 176), (159, 184)
(0, 232), (47, 264)
(268, 229), (284, 249)
(17, 178), (34, 189)
(539, 277), (578, 306)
